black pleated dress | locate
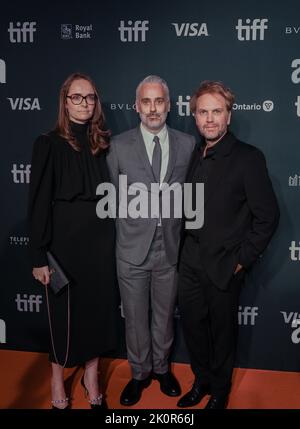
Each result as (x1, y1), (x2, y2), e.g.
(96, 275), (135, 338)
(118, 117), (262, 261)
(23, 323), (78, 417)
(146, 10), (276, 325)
(28, 122), (119, 367)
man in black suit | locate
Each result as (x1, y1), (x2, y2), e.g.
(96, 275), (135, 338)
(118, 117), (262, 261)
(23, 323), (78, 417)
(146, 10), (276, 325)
(177, 81), (280, 409)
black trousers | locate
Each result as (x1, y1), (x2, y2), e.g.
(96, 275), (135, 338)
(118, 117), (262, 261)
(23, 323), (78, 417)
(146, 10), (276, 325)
(178, 235), (244, 396)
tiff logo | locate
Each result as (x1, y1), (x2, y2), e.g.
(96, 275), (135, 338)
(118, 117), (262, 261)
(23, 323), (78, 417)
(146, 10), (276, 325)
(238, 306), (258, 325)
(291, 59), (300, 83)
(289, 241), (300, 261)
(7, 97), (41, 111)
(289, 174), (300, 186)
(171, 23), (208, 37)
(236, 18), (268, 41)
(11, 164), (31, 184)
(8, 22), (36, 43)
(0, 59), (6, 84)
(177, 95), (191, 116)
(0, 319), (6, 343)
(15, 294), (42, 312)
(119, 20), (149, 42)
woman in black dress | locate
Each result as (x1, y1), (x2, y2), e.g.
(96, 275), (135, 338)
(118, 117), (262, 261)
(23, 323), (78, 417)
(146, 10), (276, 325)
(28, 73), (119, 409)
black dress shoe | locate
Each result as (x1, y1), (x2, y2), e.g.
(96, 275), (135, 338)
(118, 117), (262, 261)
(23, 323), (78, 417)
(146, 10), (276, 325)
(152, 371), (181, 397)
(120, 377), (152, 406)
(205, 394), (228, 409)
(177, 383), (210, 408)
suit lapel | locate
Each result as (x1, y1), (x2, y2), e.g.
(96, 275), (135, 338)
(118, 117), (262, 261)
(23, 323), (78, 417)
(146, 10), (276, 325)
(163, 127), (178, 184)
(133, 127), (156, 182)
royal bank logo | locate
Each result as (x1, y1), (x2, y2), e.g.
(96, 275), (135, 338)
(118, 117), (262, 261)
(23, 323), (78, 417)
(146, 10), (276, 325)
(0, 59), (6, 84)
(110, 103), (136, 111)
(236, 18), (268, 41)
(232, 100), (274, 112)
(7, 97), (41, 111)
(8, 22), (37, 43)
(11, 163), (31, 184)
(238, 306), (259, 326)
(176, 95), (191, 116)
(171, 23), (209, 37)
(10, 236), (29, 246)
(289, 241), (300, 261)
(119, 20), (149, 42)
(15, 294), (43, 313)
(281, 311), (300, 344)
(61, 24), (72, 39)
(61, 24), (93, 40)
(0, 319), (6, 343)
(288, 174), (300, 187)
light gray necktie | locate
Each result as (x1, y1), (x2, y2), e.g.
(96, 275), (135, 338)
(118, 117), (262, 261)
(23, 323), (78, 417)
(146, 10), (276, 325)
(152, 135), (161, 183)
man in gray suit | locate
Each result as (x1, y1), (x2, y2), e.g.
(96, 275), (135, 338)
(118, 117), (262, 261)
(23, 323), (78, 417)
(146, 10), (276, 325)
(107, 75), (195, 406)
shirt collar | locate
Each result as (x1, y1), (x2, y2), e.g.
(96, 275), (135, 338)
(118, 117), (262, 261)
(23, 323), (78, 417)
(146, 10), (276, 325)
(140, 123), (168, 145)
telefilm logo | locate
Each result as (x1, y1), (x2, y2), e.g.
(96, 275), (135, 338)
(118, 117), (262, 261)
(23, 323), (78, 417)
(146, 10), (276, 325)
(236, 18), (268, 41)
(10, 236), (29, 246)
(7, 97), (41, 111)
(61, 24), (93, 39)
(281, 311), (300, 344)
(119, 20), (149, 42)
(11, 164), (31, 184)
(8, 22), (36, 43)
(0, 59), (6, 84)
(177, 95), (191, 116)
(0, 319), (6, 343)
(15, 294), (43, 312)
(289, 241), (300, 261)
(238, 306), (258, 325)
(171, 23), (209, 37)
(288, 174), (300, 187)
(232, 100), (274, 112)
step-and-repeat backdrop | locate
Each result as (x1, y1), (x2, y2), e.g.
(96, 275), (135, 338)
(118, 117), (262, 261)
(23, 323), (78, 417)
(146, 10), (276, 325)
(0, 0), (299, 372)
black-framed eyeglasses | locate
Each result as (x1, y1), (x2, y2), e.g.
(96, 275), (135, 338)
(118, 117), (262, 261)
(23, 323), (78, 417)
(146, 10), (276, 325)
(66, 93), (97, 105)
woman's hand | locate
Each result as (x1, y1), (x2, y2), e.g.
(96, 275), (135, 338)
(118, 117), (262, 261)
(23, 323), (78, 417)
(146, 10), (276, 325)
(32, 266), (50, 285)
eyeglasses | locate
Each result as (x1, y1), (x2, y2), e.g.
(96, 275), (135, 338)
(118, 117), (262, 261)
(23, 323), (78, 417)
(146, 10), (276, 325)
(66, 93), (97, 105)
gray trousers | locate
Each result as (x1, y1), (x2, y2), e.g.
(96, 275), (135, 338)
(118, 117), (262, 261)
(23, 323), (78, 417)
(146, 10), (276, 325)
(117, 227), (178, 380)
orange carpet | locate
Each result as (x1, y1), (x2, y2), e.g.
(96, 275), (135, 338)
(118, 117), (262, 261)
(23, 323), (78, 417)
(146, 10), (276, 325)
(0, 350), (299, 409)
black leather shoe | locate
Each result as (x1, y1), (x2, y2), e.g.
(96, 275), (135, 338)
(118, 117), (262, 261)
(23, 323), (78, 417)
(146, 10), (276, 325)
(177, 383), (210, 408)
(153, 371), (181, 397)
(120, 377), (152, 406)
(205, 394), (228, 409)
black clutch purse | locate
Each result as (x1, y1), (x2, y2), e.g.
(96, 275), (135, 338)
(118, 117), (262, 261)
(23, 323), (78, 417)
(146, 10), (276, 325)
(46, 251), (69, 294)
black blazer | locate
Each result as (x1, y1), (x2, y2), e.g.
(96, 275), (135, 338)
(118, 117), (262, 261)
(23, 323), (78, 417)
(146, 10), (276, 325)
(184, 132), (280, 290)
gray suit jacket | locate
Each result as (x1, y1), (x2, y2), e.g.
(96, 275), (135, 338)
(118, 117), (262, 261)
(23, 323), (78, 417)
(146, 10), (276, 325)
(107, 126), (195, 266)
